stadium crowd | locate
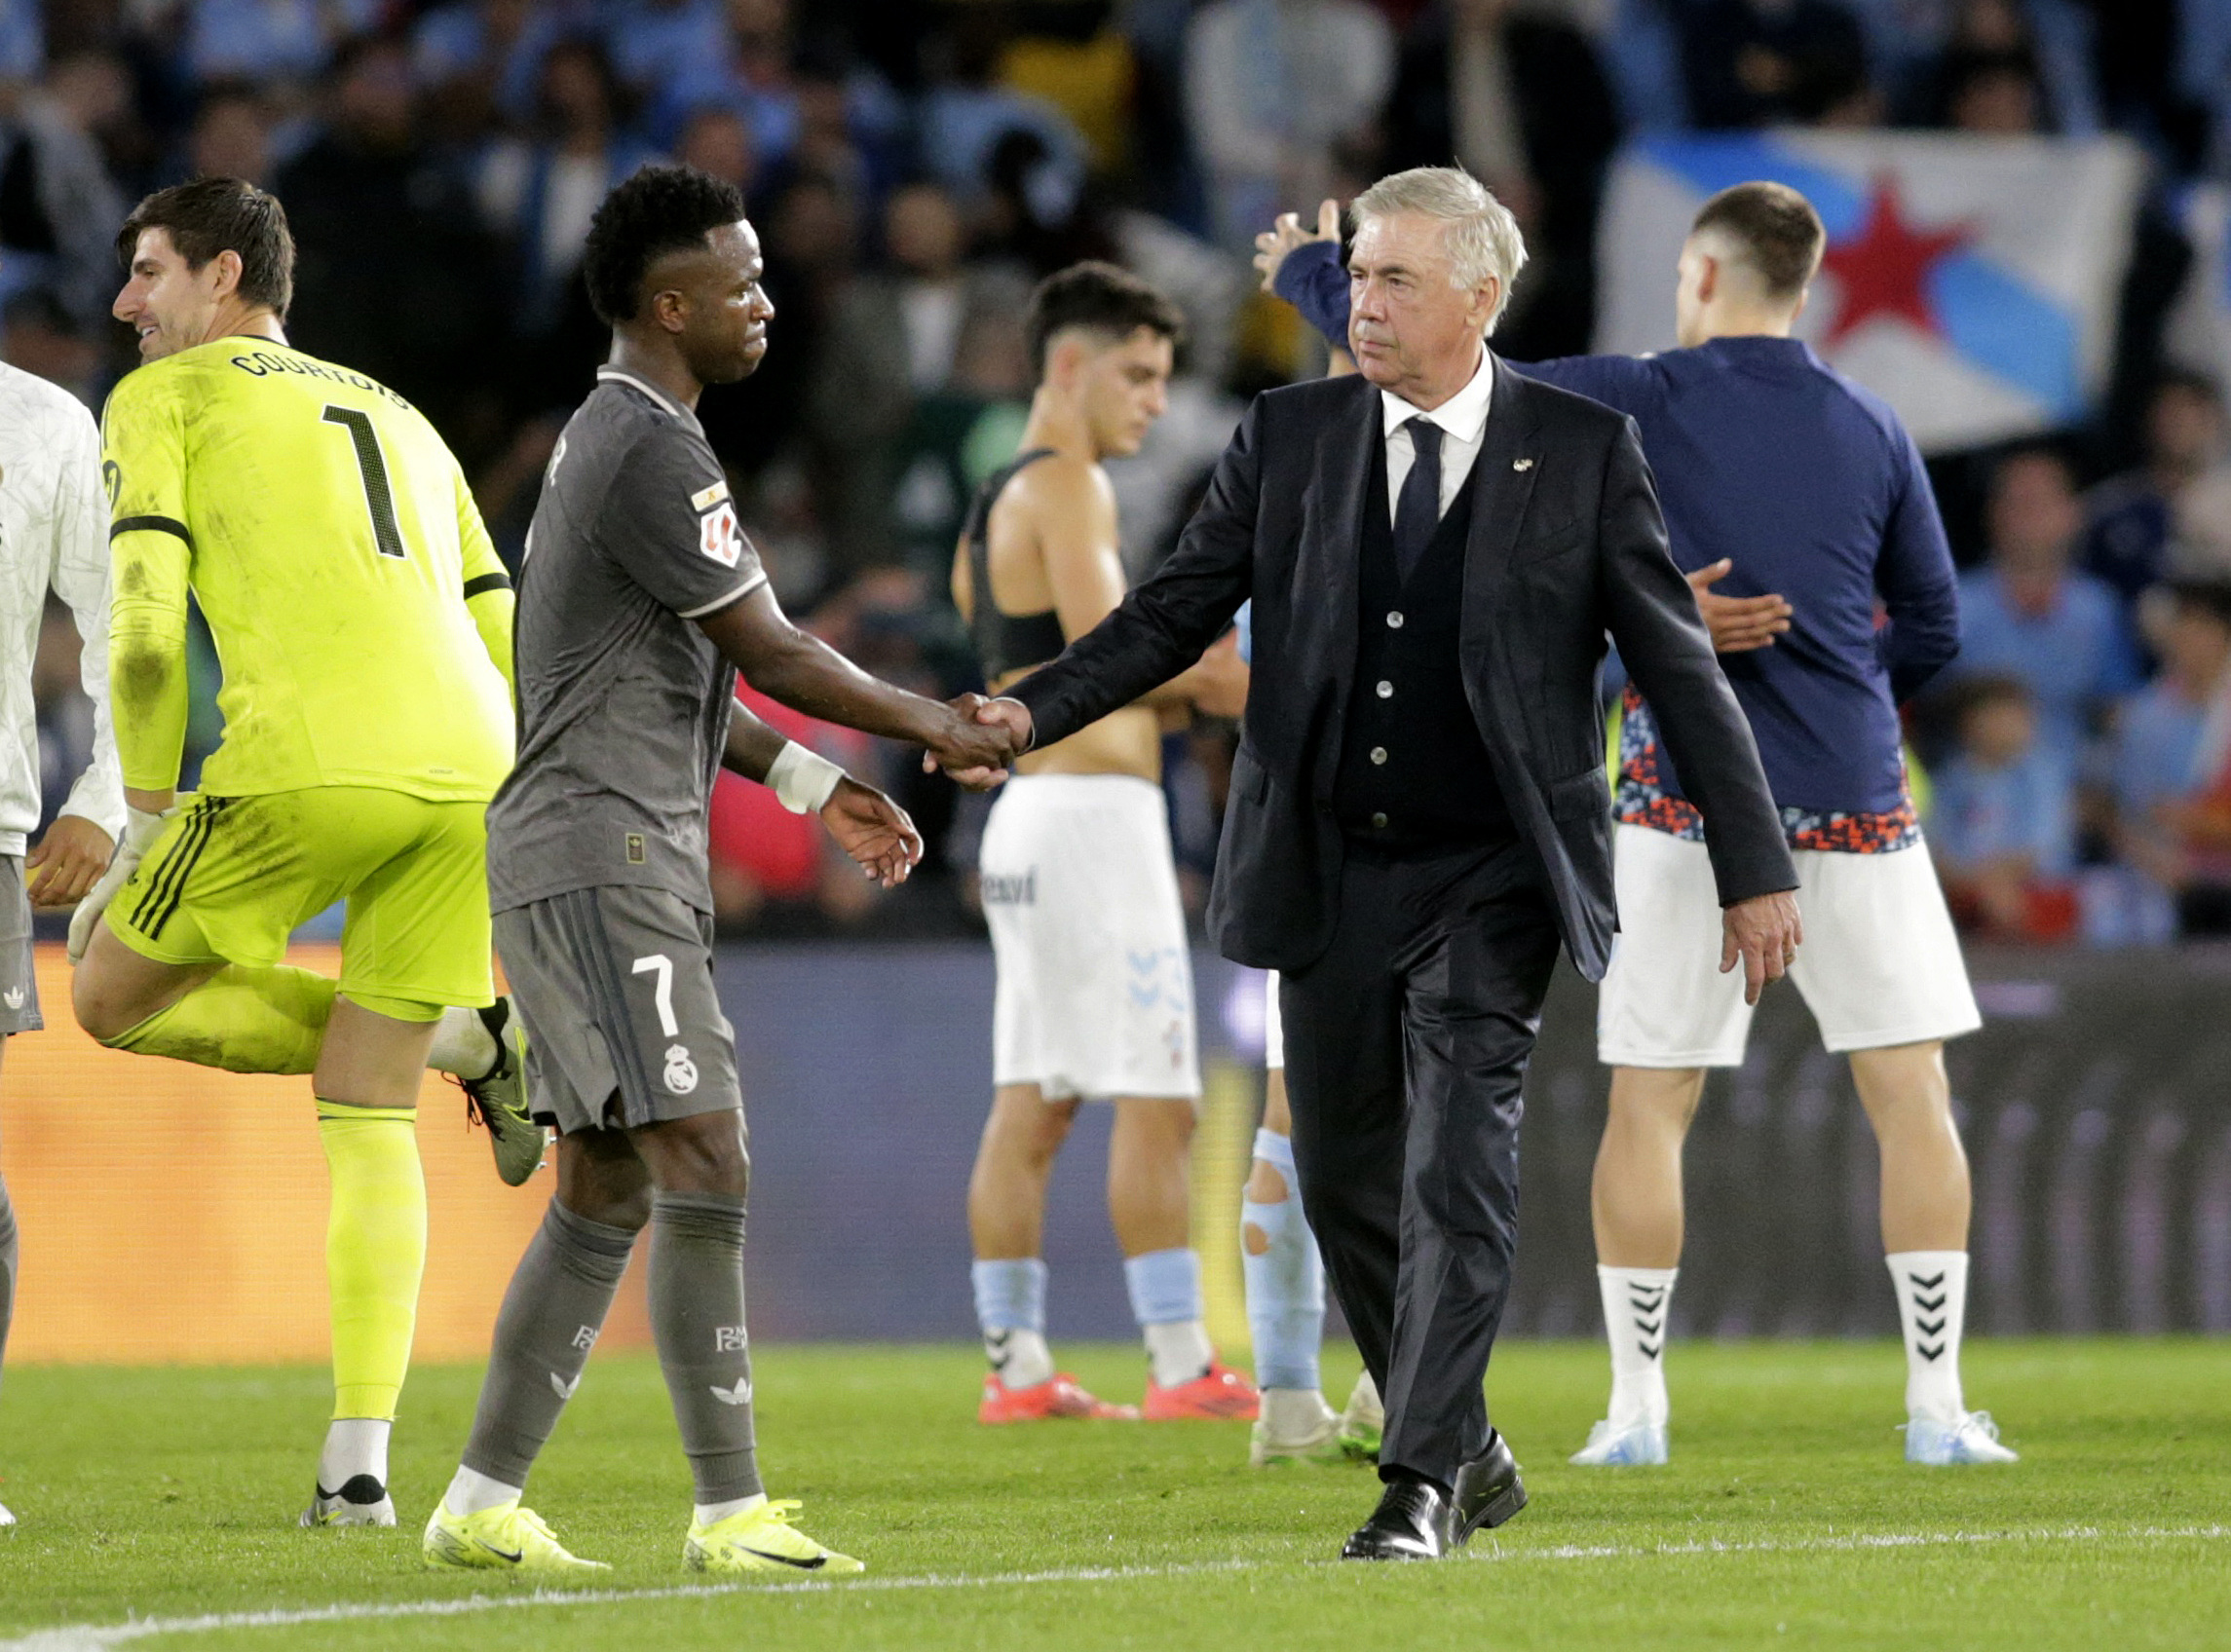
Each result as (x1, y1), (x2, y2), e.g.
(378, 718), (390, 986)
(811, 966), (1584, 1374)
(4, 0), (2230, 943)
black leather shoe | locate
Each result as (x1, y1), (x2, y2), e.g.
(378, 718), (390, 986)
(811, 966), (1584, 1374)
(1339, 1476), (1451, 1560)
(1448, 1431), (1528, 1547)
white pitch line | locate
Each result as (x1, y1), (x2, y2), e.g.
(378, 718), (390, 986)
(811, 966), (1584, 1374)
(4, 1524), (2224, 1650)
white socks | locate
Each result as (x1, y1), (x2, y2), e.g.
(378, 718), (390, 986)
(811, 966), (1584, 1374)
(987, 1327), (1054, 1389)
(1887, 1250), (1968, 1421)
(695, 1490), (767, 1526)
(1593, 1254), (1971, 1431)
(319, 1417), (391, 1491)
(428, 1004), (498, 1078)
(1143, 1320), (1215, 1390)
(443, 1464), (520, 1517)
(1598, 1265), (1677, 1430)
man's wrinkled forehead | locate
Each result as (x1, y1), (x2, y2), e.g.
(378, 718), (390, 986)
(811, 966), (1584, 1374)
(1348, 212), (1451, 278)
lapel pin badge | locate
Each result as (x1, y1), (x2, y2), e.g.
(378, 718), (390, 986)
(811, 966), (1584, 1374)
(1513, 458), (1534, 471)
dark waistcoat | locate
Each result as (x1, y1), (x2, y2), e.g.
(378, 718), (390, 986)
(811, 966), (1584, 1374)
(1331, 441), (1513, 850)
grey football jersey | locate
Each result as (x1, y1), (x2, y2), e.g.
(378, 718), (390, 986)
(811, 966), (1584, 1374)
(486, 368), (765, 914)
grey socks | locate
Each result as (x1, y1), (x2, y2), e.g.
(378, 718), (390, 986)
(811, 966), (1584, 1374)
(649, 1190), (762, 1506)
(461, 1199), (636, 1488)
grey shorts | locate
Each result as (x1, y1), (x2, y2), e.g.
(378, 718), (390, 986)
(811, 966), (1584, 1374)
(494, 884), (740, 1136)
(0, 857), (36, 1036)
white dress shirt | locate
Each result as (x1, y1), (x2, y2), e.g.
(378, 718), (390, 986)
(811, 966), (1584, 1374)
(0, 362), (123, 854)
(1380, 343), (1495, 523)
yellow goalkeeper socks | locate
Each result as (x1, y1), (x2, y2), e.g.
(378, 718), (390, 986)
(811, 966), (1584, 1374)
(106, 965), (335, 1074)
(317, 1101), (426, 1422)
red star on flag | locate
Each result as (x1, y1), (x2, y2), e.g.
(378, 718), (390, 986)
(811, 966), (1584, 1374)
(1818, 177), (1972, 347)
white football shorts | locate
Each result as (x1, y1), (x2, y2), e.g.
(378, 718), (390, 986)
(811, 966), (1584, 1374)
(1264, 968), (1284, 1070)
(980, 773), (1200, 1102)
(1598, 823), (1983, 1069)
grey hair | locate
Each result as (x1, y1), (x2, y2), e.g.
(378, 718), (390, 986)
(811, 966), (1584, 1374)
(1351, 166), (1528, 334)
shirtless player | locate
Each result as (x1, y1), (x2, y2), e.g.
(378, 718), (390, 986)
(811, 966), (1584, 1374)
(956, 262), (1256, 1422)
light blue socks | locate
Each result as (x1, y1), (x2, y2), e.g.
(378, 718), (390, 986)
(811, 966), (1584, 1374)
(972, 1258), (1053, 1387)
(1241, 1128), (1324, 1392)
(1124, 1247), (1213, 1388)
(1123, 1247), (1202, 1325)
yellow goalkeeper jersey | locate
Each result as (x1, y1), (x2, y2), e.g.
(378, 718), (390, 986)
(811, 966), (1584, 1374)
(101, 336), (515, 803)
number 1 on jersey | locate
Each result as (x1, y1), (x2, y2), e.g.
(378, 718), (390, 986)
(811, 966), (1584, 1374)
(322, 404), (408, 560)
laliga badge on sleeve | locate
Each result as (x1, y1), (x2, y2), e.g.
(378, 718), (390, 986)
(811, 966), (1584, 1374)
(699, 500), (743, 567)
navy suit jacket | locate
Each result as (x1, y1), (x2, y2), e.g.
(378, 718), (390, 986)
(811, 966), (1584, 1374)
(1011, 358), (1795, 979)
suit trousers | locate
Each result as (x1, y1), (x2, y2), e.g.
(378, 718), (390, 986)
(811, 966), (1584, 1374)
(1280, 835), (1563, 1488)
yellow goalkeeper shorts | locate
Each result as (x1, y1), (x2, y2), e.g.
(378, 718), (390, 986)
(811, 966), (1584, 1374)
(104, 786), (494, 1012)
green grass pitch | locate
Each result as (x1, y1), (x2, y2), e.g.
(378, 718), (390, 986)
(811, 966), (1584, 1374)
(0, 1339), (2225, 1650)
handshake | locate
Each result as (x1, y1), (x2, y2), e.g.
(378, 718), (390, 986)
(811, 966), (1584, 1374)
(919, 695), (1036, 790)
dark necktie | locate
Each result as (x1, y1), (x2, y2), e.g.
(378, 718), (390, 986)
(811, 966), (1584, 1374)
(1393, 419), (1443, 584)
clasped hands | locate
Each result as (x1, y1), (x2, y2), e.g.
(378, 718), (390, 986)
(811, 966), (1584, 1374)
(919, 695), (1036, 790)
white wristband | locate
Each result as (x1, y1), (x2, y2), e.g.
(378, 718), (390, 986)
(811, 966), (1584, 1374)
(767, 740), (844, 815)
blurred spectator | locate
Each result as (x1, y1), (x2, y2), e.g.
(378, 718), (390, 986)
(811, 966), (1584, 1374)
(786, 56), (882, 201)
(0, 286), (100, 404)
(1928, 674), (2080, 941)
(653, 0), (802, 167)
(413, 0), (575, 140)
(0, 0), (40, 83)
(805, 179), (1045, 572)
(891, 182), (980, 394)
(2109, 581), (2231, 930)
(919, 10), (1089, 209)
(1384, 0), (1620, 357)
(279, 37), (504, 447)
(887, 300), (1033, 578)
(1676, 0), (1872, 129)
(697, 170), (854, 519)
(2082, 369), (2223, 608)
(974, 127), (1122, 275)
(1183, 0), (1394, 252)
(805, 181), (996, 570)
(603, 0), (730, 112)
(0, 50), (130, 325)
(1872, 0), (2099, 133)
(672, 103), (756, 193)
(1940, 46), (2044, 133)
(476, 38), (659, 338)
(183, 81), (273, 185)
(1601, 0), (1693, 131)
(1952, 446), (2143, 766)
(996, 2), (1137, 177)
(182, 0), (380, 87)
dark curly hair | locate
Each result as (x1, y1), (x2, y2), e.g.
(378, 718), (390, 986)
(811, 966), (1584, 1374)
(582, 164), (746, 325)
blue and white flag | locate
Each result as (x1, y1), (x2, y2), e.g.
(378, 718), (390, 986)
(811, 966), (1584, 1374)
(1594, 132), (2145, 454)
(2166, 183), (2231, 394)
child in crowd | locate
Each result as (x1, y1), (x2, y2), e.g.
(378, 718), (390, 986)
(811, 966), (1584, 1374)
(1927, 675), (2079, 942)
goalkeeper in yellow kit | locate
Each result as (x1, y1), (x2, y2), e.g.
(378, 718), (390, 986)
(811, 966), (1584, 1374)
(72, 177), (541, 1525)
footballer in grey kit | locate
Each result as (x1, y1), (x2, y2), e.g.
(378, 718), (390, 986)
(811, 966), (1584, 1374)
(485, 362), (761, 1139)
(424, 165), (1023, 1579)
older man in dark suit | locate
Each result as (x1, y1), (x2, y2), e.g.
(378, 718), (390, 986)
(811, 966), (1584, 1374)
(969, 168), (1801, 1560)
